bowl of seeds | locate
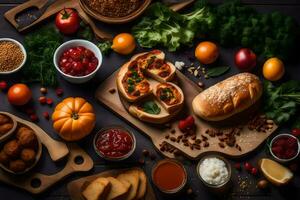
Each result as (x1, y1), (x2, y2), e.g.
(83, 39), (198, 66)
(0, 38), (26, 74)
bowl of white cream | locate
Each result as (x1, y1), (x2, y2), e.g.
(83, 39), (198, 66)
(197, 155), (231, 190)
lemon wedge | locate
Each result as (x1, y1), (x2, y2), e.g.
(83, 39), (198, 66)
(259, 158), (293, 186)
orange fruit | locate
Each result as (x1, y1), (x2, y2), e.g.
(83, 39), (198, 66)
(259, 158), (293, 186)
(263, 57), (285, 81)
(195, 41), (219, 64)
(111, 33), (136, 55)
(7, 83), (32, 106)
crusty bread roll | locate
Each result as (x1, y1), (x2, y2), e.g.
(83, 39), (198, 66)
(192, 73), (262, 121)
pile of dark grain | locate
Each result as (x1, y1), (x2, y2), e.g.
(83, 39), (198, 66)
(86, 0), (143, 17)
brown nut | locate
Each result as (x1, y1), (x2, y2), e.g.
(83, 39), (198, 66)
(9, 159), (26, 173)
(0, 123), (13, 135)
(257, 179), (268, 190)
(3, 139), (20, 158)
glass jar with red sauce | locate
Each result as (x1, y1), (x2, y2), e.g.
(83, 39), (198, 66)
(93, 126), (136, 161)
(270, 133), (300, 163)
(152, 159), (187, 194)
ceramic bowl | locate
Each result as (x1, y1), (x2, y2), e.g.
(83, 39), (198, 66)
(269, 133), (300, 163)
(53, 39), (102, 84)
(0, 38), (27, 74)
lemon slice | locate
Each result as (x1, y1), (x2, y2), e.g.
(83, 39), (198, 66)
(259, 158), (293, 186)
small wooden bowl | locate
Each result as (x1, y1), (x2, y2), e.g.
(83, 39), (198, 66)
(0, 122), (42, 175)
(0, 112), (17, 143)
(79, 0), (152, 24)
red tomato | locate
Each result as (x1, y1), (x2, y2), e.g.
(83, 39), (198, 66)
(55, 8), (80, 35)
(235, 48), (257, 71)
(7, 84), (32, 106)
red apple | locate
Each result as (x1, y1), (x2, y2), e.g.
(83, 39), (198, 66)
(234, 48), (257, 71)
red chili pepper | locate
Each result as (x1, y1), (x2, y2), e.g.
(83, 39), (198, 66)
(46, 98), (53, 105)
(0, 81), (7, 90)
(178, 115), (195, 131)
(292, 128), (300, 137)
(39, 96), (47, 104)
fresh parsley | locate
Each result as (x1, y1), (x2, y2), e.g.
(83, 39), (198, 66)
(22, 25), (63, 87)
(97, 41), (112, 55)
(141, 101), (161, 115)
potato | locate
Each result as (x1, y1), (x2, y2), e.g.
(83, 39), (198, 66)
(0, 123), (13, 135)
(3, 140), (20, 158)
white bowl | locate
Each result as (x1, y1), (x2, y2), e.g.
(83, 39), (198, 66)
(0, 38), (27, 74)
(53, 39), (102, 84)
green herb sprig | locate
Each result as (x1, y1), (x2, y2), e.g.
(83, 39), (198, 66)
(141, 101), (161, 115)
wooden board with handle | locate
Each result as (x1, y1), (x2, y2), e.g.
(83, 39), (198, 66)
(0, 112), (94, 194)
(95, 70), (277, 160)
(67, 168), (156, 200)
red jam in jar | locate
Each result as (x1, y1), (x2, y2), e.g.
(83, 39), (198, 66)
(59, 46), (98, 76)
(272, 135), (298, 159)
(95, 128), (133, 158)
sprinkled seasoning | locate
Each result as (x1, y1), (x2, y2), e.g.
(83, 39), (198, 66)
(0, 41), (24, 72)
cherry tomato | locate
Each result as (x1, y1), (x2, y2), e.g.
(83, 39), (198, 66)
(244, 162), (252, 171)
(55, 8), (80, 35)
(7, 83), (32, 106)
(251, 167), (258, 176)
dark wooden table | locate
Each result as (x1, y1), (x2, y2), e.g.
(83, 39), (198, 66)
(0, 0), (300, 200)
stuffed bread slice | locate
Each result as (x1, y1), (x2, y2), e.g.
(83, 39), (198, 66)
(128, 99), (176, 124)
(117, 61), (152, 103)
(153, 82), (184, 113)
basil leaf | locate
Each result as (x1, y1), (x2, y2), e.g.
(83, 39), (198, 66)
(142, 101), (161, 115)
(206, 66), (230, 78)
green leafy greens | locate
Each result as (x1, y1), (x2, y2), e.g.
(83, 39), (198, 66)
(132, 0), (299, 60)
(22, 26), (63, 87)
(141, 101), (161, 115)
(263, 81), (300, 124)
(97, 41), (112, 55)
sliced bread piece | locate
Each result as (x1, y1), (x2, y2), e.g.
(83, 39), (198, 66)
(82, 177), (110, 200)
(117, 170), (140, 200)
(106, 177), (131, 200)
(136, 170), (147, 200)
(153, 82), (184, 113)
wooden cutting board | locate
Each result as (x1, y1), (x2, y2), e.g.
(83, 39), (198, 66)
(67, 168), (156, 200)
(0, 112), (94, 194)
(95, 70), (277, 159)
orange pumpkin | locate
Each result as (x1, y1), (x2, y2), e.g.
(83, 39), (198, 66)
(52, 97), (96, 141)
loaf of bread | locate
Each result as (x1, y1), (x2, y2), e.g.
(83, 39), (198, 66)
(192, 73), (262, 121)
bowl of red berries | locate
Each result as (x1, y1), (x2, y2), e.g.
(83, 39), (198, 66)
(54, 39), (102, 84)
(269, 133), (300, 163)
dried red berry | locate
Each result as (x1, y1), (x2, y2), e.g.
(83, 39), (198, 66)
(30, 114), (38, 122)
(39, 96), (47, 104)
(251, 167), (258, 176)
(234, 163), (241, 171)
(55, 88), (64, 96)
(0, 81), (7, 90)
(244, 162), (252, 171)
(46, 98), (53, 105)
(43, 112), (49, 120)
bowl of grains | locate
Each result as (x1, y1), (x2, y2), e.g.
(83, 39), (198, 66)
(79, 0), (152, 24)
(0, 38), (26, 74)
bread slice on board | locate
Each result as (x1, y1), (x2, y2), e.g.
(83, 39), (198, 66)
(106, 177), (131, 200)
(136, 171), (147, 199)
(117, 170), (140, 200)
(82, 177), (110, 200)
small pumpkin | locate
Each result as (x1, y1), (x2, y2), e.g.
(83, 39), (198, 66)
(52, 97), (96, 141)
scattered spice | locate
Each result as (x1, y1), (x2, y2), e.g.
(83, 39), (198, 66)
(40, 87), (47, 94)
(39, 96), (47, 104)
(29, 114), (38, 122)
(0, 41), (24, 72)
(142, 149), (149, 157)
(46, 98), (53, 105)
(257, 179), (268, 189)
(43, 112), (50, 120)
(55, 88), (64, 96)
(85, 0), (143, 17)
